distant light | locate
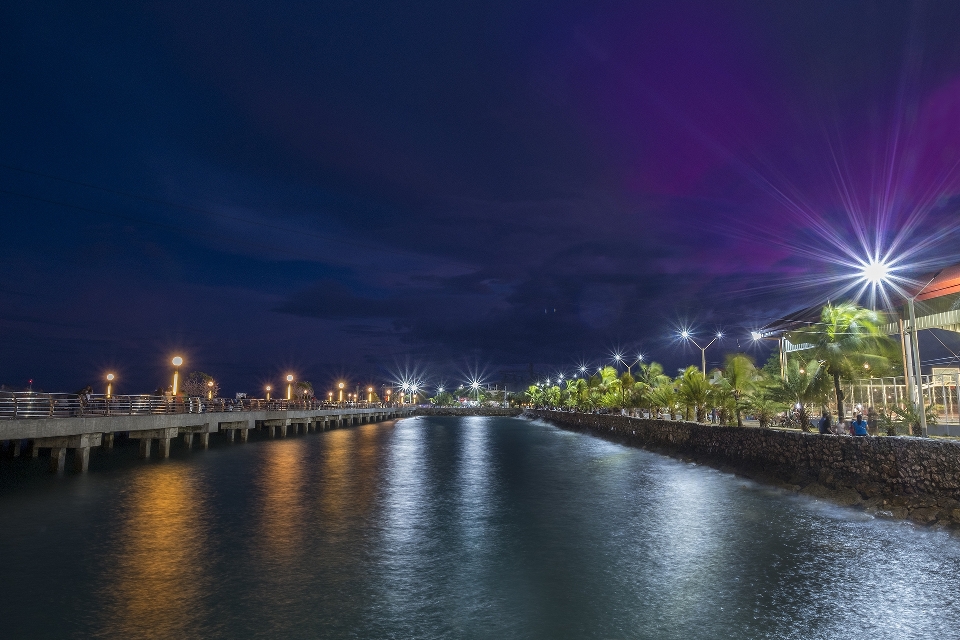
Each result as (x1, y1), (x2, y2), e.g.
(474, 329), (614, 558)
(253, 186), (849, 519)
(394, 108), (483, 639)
(367, 386), (373, 392)
(860, 259), (890, 286)
(750, 331), (763, 341)
(716, 332), (724, 339)
(208, 380), (214, 387)
(172, 356), (183, 367)
(863, 362), (870, 369)
(438, 387), (444, 393)
(579, 366), (587, 373)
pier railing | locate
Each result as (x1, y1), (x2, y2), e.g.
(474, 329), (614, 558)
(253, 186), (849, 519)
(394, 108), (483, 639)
(0, 392), (394, 419)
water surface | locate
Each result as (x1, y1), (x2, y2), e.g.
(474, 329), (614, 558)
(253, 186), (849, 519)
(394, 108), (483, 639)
(1, 415), (958, 639)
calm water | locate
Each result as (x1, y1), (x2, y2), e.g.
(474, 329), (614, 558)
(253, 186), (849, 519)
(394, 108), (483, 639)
(2, 415), (959, 639)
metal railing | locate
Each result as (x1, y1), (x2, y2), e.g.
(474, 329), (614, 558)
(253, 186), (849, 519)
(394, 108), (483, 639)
(843, 373), (960, 424)
(0, 392), (398, 420)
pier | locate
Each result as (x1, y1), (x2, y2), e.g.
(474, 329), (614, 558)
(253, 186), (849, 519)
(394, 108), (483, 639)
(0, 393), (413, 473)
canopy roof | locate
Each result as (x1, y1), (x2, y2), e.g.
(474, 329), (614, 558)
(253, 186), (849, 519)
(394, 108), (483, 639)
(912, 263), (960, 302)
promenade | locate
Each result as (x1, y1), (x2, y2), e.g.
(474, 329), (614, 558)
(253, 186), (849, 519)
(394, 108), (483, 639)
(0, 392), (413, 472)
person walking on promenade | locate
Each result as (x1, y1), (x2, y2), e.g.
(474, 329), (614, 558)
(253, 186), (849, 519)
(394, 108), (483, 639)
(817, 407), (832, 434)
(851, 413), (869, 436)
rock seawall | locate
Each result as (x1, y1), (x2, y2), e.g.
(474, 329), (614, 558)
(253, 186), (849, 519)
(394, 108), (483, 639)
(526, 410), (960, 527)
(414, 407), (523, 417)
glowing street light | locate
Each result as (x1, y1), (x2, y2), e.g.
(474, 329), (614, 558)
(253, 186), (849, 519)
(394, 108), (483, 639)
(679, 331), (723, 377)
(171, 356), (183, 396)
(106, 373), (114, 399)
(367, 386), (373, 403)
(338, 381), (345, 403)
(207, 379), (214, 400)
(286, 374), (294, 400)
(266, 385), (272, 401)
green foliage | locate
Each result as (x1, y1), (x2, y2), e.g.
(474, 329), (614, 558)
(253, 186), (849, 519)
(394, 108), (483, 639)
(181, 371), (218, 398)
(676, 366), (710, 422)
(431, 391), (457, 406)
(880, 403), (939, 436)
(792, 302), (895, 419)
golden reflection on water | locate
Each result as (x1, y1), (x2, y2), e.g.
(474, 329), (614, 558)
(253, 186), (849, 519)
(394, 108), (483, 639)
(318, 426), (382, 527)
(96, 464), (210, 639)
(257, 441), (306, 564)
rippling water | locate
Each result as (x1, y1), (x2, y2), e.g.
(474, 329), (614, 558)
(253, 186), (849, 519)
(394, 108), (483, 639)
(2, 415), (959, 639)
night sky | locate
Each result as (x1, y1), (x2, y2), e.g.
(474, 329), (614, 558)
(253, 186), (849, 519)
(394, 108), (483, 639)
(4, 1), (960, 395)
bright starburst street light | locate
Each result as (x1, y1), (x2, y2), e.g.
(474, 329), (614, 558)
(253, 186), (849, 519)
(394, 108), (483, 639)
(859, 258), (891, 285)
(678, 329), (723, 377)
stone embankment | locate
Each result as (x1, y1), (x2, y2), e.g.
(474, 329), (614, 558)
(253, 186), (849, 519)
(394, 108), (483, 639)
(414, 407), (523, 417)
(526, 410), (960, 528)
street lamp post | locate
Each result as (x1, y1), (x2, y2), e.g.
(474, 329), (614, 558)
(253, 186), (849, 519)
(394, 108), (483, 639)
(207, 380), (214, 400)
(286, 374), (294, 401)
(680, 331), (722, 377)
(338, 382), (345, 403)
(171, 356), (183, 396)
(265, 385), (272, 401)
(367, 386), (373, 403)
(106, 373), (115, 399)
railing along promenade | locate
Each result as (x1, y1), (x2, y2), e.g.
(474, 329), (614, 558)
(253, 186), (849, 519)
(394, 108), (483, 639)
(0, 392), (414, 473)
(0, 392), (388, 419)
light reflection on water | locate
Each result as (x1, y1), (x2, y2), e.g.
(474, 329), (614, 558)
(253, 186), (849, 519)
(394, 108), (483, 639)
(1, 415), (959, 639)
(95, 465), (211, 639)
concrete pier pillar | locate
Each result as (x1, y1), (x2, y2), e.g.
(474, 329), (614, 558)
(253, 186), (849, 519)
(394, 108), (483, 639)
(29, 441), (40, 458)
(139, 439), (152, 459)
(158, 438), (171, 459)
(225, 429), (235, 443)
(74, 446), (90, 473)
(199, 433), (210, 449)
(239, 428), (249, 443)
(279, 425), (288, 437)
(10, 440), (21, 457)
(50, 447), (67, 473)
(102, 433), (114, 449)
(183, 433), (194, 449)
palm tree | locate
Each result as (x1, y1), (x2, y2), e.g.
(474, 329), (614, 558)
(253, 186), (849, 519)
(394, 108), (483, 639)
(647, 381), (678, 420)
(676, 366), (710, 422)
(722, 354), (756, 427)
(794, 302), (893, 421)
(771, 358), (830, 431)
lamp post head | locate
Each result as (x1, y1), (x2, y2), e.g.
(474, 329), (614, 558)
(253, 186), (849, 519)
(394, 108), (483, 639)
(860, 259), (891, 286)
(286, 374), (294, 382)
(680, 330), (690, 339)
(716, 332), (723, 339)
(106, 373), (115, 381)
(208, 380), (214, 387)
(367, 386), (373, 392)
(172, 356), (183, 367)
(266, 385), (272, 391)
(750, 331), (763, 341)
(339, 382), (345, 389)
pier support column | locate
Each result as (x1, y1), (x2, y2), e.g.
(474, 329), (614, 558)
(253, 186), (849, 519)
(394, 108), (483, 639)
(199, 433), (210, 449)
(73, 446), (90, 473)
(139, 439), (152, 459)
(10, 440), (21, 457)
(279, 424), (288, 437)
(50, 447), (67, 473)
(29, 441), (40, 458)
(225, 429), (235, 443)
(239, 428), (249, 443)
(157, 438), (171, 459)
(183, 433), (194, 449)
(102, 433), (114, 449)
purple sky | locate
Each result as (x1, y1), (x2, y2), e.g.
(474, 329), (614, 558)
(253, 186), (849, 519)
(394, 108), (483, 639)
(4, 1), (960, 394)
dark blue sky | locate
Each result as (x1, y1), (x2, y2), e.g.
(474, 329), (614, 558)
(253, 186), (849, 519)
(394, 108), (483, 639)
(4, 1), (960, 394)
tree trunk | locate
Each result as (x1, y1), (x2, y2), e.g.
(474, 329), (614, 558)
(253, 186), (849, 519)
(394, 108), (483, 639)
(734, 392), (743, 427)
(832, 371), (845, 423)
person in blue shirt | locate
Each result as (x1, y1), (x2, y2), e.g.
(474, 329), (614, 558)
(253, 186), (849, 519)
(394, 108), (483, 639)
(851, 413), (869, 436)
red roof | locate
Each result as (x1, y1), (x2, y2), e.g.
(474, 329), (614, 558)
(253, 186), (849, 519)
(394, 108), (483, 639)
(915, 263), (960, 301)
